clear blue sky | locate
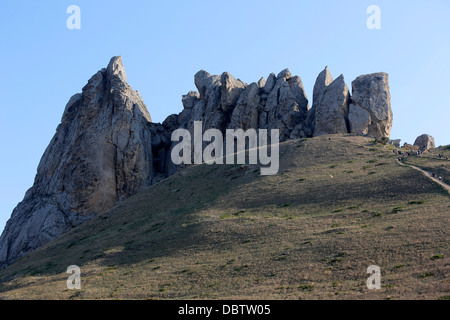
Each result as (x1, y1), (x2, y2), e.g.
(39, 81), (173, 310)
(0, 0), (449, 232)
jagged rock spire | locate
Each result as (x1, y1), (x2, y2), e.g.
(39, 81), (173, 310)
(0, 56), (154, 268)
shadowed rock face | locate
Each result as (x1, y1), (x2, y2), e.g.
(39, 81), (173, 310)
(312, 66), (334, 108)
(0, 57), (154, 269)
(0, 60), (393, 269)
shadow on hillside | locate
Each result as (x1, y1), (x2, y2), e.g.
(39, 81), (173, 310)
(1, 137), (448, 281)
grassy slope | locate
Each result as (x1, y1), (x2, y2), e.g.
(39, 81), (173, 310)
(401, 145), (450, 186)
(0, 134), (448, 300)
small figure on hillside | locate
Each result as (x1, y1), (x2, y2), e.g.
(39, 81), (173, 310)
(438, 176), (442, 181)
(431, 173), (435, 178)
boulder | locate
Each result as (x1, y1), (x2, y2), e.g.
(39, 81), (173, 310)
(414, 134), (435, 150)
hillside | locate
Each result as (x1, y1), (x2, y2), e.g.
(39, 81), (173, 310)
(0, 134), (448, 300)
(0, 58), (395, 270)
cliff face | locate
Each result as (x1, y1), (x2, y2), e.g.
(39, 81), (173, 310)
(0, 57), (154, 269)
(0, 57), (393, 269)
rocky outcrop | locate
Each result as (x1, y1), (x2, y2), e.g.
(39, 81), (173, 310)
(0, 57), (154, 269)
(173, 68), (309, 140)
(312, 66), (334, 107)
(348, 73), (392, 138)
(221, 72), (247, 113)
(305, 68), (392, 139)
(311, 74), (350, 136)
(414, 134), (435, 150)
(0, 59), (394, 269)
(173, 67), (391, 143)
(390, 139), (401, 147)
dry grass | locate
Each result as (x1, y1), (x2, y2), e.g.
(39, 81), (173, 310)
(0, 134), (448, 300)
(401, 145), (450, 185)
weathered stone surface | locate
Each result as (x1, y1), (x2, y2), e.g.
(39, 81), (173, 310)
(304, 66), (334, 137)
(288, 76), (309, 119)
(229, 82), (260, 130)
(348, 105), (371, 135)
(261, 70), (309, 140)
(312, 66), (334, 107)
(257, 77), (266, 89)
(312, 74), (350, 136)
(194, 70), (220, 99)
(182, 91), (200, 109)
(348, 72), (392, 138)
(413, 134), (435, 150)
(277, 68), (292, 80)
(0, 56), (154, 269)
(263, 73), (276, 94)
(220, 72), (247, 113)
(180, 68), (310, 141)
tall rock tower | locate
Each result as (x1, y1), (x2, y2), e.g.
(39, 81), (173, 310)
(0, 57), (154, 268)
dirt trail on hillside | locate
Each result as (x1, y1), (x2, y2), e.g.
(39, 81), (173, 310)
(396, 159), (450, 194)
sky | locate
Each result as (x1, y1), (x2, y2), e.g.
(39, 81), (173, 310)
(0, 0), (449, 232)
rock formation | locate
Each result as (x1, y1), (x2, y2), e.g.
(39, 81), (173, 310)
(348, 73), (392, 138)
(0, 58), (394, 269)
(310, 74), (350, 136)
(0, 57), (154, 269)
(305, 68), (393, 139)
(414, 134), (435, 150)
(390, 139), (401, 147)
